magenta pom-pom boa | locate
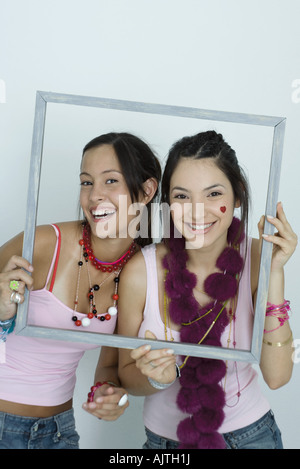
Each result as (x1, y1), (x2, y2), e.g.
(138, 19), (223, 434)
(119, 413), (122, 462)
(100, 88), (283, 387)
(162, 217), (245, 449)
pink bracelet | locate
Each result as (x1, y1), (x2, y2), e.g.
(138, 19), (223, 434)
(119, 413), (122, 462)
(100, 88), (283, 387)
(87, 381), (117, 403)
(264, 300), (290, 334)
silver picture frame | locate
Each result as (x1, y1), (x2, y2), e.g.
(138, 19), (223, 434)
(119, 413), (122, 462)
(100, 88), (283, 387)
(14, 90), (286, 363)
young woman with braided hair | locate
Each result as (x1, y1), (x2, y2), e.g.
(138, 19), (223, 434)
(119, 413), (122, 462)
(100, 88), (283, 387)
(118, 130), (297, 449)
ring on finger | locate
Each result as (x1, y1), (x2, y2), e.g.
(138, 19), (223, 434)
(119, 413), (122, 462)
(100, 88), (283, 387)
(10, 292), (21, 304)
(118, 394), (128, 407)
(9, 280), (19, 291)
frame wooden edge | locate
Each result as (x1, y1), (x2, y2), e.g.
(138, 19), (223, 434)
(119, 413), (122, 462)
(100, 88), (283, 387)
(15, 92), (47, 334)
(14, 91), (287, 363)
(250, 118), (286, 361)
(17, 325), (257, 363)
(39, 90), (284, 127)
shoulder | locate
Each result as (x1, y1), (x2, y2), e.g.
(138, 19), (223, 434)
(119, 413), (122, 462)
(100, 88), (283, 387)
(33, 221), (82, 256)
(118, 249), (148, 318)
(33, 220), (81, 243)
(133, 242), (167, 269)
(32, 221), (83, 289)
(52, 220), (82, 241)
(120, 249), (147, 287)
(119, 242), (167, 290)
(0, 223), (60, 268)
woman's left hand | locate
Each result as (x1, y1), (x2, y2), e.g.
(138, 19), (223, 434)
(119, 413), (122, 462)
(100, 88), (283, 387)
(258, 202), (297, 272)
(82, 383), (129, 421)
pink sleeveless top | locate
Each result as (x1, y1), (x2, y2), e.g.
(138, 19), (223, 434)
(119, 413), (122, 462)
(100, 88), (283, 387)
(139, 241), (270, 438)
(0, 225), (117, 406)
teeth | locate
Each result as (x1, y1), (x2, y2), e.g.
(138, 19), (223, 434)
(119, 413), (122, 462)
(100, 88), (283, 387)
(92, 209), (115, 217)
(189, 222), (213, 230)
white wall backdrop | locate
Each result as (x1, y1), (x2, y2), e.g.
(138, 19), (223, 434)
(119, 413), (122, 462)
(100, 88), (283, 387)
(0, 0), (299, 449)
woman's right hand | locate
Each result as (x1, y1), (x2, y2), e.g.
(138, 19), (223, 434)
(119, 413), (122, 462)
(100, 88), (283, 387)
(0, 255), (34, 321)
(82, 384), (129, 421)
(130, 330), (177, 385)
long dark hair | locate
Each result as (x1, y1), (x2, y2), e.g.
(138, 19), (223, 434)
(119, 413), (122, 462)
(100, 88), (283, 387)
(82, 132), (161, 247)
(161, 130), (250, 244)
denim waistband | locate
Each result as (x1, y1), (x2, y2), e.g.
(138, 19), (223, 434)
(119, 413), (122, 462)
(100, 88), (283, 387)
(0, 408), (75, 438)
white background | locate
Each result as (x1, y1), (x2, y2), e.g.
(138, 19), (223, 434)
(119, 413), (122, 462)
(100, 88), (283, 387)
(0, 0), (299, 449)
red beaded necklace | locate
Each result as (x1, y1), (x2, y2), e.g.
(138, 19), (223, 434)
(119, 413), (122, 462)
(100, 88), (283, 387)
(81, 222), (136, 272)
(72, 222), (136, 327)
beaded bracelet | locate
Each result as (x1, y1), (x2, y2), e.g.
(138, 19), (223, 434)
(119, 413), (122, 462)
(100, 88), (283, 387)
(87, 381), (117, 403)
(0, 316), (16, 343)
(264, 300), (290, 334)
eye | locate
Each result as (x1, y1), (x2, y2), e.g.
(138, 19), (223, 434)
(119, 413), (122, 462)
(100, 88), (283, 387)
(173, 193), (188, 200)
(106, 178), (118, 184)
(209, 191), (222, 197)
(80, 180), (92, 186)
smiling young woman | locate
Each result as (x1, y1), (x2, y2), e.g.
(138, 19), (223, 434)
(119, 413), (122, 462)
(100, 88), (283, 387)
(0, 132), (161, 449)
(169, 157), (240, 251)
(118, 130), (297, 450)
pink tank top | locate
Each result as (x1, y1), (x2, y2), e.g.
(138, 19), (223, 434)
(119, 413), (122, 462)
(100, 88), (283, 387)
(0, 225), (117, 406)
(139, 241), (270, 438)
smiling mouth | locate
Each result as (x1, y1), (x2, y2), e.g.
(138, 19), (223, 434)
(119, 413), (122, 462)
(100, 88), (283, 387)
(188, 221), (215, 231)
(91, 209), (116, 221)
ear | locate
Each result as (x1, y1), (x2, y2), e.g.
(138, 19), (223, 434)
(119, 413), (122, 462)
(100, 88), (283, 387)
(141, 178), (158, 204)
(234, 198), (241, 209)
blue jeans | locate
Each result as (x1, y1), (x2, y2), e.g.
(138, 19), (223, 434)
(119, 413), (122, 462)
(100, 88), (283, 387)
(143, 410), (283, 450)
(0, 408), (79, 449)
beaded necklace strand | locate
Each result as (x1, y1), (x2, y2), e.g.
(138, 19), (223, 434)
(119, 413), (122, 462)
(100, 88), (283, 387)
(71, 222), (136, 328)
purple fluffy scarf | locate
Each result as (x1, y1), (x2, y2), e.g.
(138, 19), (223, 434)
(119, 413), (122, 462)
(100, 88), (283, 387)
(162, 218), (245, 449)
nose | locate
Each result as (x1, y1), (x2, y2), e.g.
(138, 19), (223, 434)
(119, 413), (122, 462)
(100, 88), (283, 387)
(89, 182), (105, 202)
(185, 200), (205, 222)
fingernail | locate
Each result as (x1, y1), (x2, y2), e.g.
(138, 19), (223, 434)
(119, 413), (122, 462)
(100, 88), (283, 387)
(166, 349), (174, 355)
(143, 345), (151, 352)
(262, 234), (269, 238)
(267, 215), (274, 220)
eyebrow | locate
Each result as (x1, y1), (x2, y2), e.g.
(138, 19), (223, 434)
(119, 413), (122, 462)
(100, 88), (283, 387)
(171, 183), (226, 192)
(204, 183), (226, 191)
(80, 169), (123, 177)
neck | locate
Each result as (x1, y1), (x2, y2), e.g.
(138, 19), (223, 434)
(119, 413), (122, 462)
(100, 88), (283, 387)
(186, 232), (228, 272)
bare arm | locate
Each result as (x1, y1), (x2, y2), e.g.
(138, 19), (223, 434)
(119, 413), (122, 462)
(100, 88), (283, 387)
(82, 345), (130, 421)
(258, 203), (297, 389)
(117, 251), (176, 396)
(94, 346), (120, 386)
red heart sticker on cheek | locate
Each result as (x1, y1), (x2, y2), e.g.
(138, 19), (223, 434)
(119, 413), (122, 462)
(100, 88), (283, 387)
(220, 206), (227, 213)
